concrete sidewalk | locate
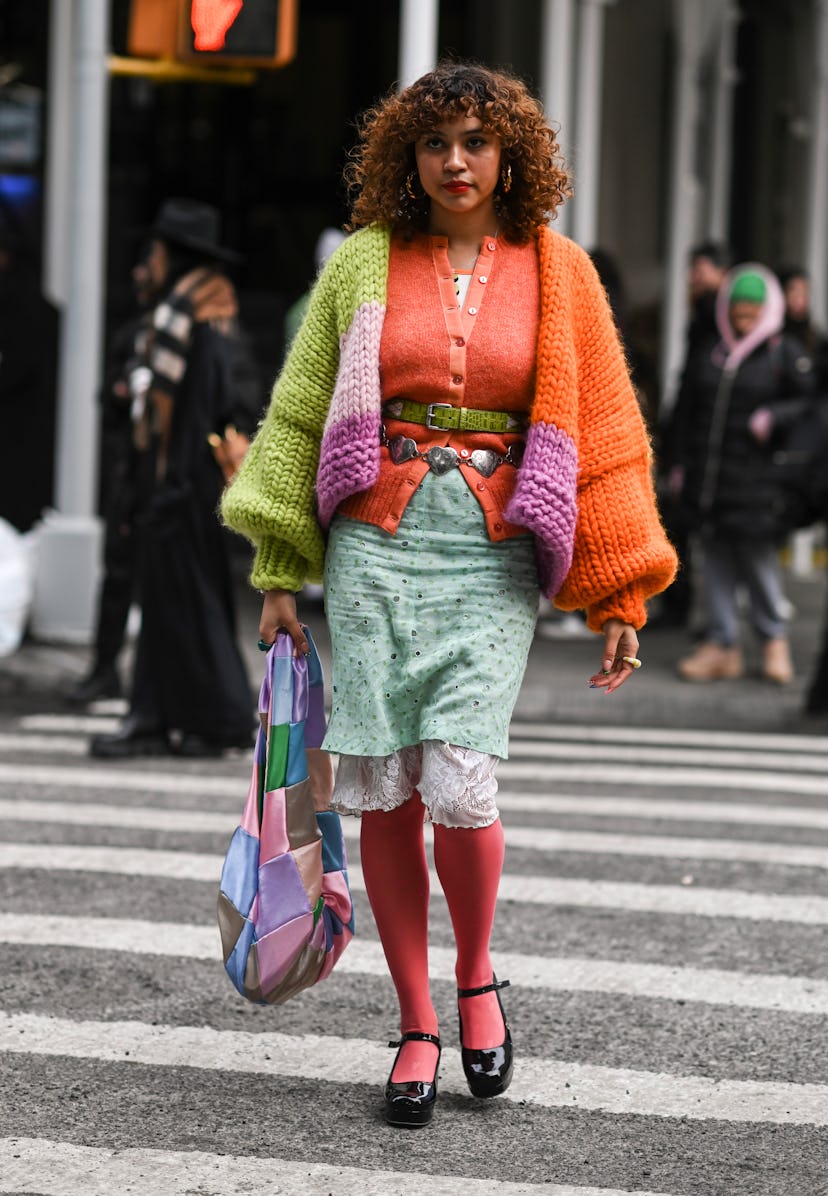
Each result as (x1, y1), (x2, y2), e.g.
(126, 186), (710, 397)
(1, 563), (825, 736)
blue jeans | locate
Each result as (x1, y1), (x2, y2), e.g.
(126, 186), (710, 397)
(701, 538), (787, 646)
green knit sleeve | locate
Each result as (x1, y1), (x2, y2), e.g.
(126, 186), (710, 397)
(220, 263), (343, 591)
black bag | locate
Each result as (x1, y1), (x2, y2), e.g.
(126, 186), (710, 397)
(771, 399), (828, 531)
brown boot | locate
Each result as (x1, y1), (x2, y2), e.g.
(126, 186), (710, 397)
(677, 642), (744, 681)
(763, 637), (794, 684)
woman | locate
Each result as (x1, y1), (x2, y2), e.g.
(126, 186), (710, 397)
(222, 62), (676, 1127)
(674, 264), (816, 684)
(91, 199), (259, 758)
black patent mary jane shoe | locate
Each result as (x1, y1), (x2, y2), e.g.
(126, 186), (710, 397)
(383, 1031), (441, 1128)
(458, 977), (513, 1099)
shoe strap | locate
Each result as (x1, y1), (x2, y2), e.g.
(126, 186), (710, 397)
(387, 1031), (442, 1049)
(457, 978), (511, 999)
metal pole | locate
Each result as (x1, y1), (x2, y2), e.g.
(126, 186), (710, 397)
(804, 0), (828, 325)
(30, 0), (109, 642)
(54, 0), (109, 517)
(571, 0), (613, 248)
(540, 0), (576, 236)
(707, 3), (739, 243)
(398, 0), (439, 90)
(659, 0), (703, 415)
(42, 0), (73, 306)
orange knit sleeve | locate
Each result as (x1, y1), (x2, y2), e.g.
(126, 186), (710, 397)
(553, 246), (677, 630)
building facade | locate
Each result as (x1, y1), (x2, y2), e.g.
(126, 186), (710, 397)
(1, 0), (825, 634)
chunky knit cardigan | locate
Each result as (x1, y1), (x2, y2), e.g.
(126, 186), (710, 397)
(221, 223), (677, 631)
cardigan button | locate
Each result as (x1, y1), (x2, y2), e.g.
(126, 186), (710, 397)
(476, 482), (486, 491)
(479, 275), (488, 283)
(452, 374), (463, 384)
(468, 306), (477, 315)
(494, 522), (503, 531)
(487, 241), (496, 251)
(455, 336), (465, 346)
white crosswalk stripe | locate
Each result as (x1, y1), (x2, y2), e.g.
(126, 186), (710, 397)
(496, 791), (828, 831)
(1, 912), (825, 1014)
(1, 710), (827, 1189)
(9, 773), (828, 832)
(498, 759), (828, 795)
(507, 737), (828, 773)
(2, 1012), (826, 1126)
(1, 842), (825, 921)
(2, 798), (827, 869)
(509, 721), (828, 753)
(0, 1140), (678, 1196)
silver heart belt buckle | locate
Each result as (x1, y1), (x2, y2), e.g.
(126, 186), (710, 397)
(387, 435), (420, 464)
(468, 449), (499, 477)
(423, 445), (460, 475)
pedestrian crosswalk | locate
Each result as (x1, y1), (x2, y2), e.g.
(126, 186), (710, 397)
(0, 708), (826, 1194)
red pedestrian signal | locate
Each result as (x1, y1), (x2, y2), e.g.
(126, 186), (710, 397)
(191, 2), (246, 51)
(127, 0), (298, 71)
(181, 0), (298, 67)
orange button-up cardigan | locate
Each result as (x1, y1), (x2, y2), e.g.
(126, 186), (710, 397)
(221, 223), (678, 631)
(338, 233), (538, 539)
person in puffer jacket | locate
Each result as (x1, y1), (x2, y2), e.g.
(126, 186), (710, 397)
(673, 263), (816, 683)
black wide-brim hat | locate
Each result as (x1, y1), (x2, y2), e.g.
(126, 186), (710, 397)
(150, 197), (243, 264)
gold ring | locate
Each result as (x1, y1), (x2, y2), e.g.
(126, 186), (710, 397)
(622, 656), (642, 669)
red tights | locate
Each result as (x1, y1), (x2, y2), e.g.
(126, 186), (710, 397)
(360, 797), (505, 1082)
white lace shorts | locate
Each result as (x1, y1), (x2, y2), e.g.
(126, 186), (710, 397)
(330, 740), (500, 829)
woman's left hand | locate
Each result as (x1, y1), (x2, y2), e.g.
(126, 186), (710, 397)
(748, 406), (774, 443)
(588, 618), (640, 694)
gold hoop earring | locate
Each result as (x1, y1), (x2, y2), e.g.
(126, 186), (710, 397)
(405, 172), (419, 200)
(501, 163), (513, 194)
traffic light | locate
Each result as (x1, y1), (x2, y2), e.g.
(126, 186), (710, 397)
(127, 0), (298, 71)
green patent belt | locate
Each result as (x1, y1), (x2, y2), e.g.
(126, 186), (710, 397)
(383, 398), (527, 434)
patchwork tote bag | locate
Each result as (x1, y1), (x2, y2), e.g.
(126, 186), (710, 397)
(217, 629), (354, 1004)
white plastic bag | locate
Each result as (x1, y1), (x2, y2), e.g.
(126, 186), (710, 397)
(0, 517), (38, 656)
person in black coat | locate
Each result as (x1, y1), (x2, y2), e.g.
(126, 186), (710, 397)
(654, 242), (733, 629)
(777, 266), (828, 386)
(0, 218), (58, 532)
(674, 264), (816, 683)
(91, 199), (261, 758)
(775, 266), (828, 717)
(65, 245), (156, 705)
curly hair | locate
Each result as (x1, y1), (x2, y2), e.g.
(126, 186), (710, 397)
(344, 61), (572, 241)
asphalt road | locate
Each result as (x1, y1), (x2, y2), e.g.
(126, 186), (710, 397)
(0, 572), (827, 1196)
(0, 557), (826, 1193)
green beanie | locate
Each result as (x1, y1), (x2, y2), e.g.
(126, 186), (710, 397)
(730, 271), (766, 304)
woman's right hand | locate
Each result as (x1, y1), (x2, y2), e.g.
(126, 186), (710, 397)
(259, 589), (310, 656)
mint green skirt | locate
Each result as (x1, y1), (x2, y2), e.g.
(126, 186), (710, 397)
(322, 469), (539, 759)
